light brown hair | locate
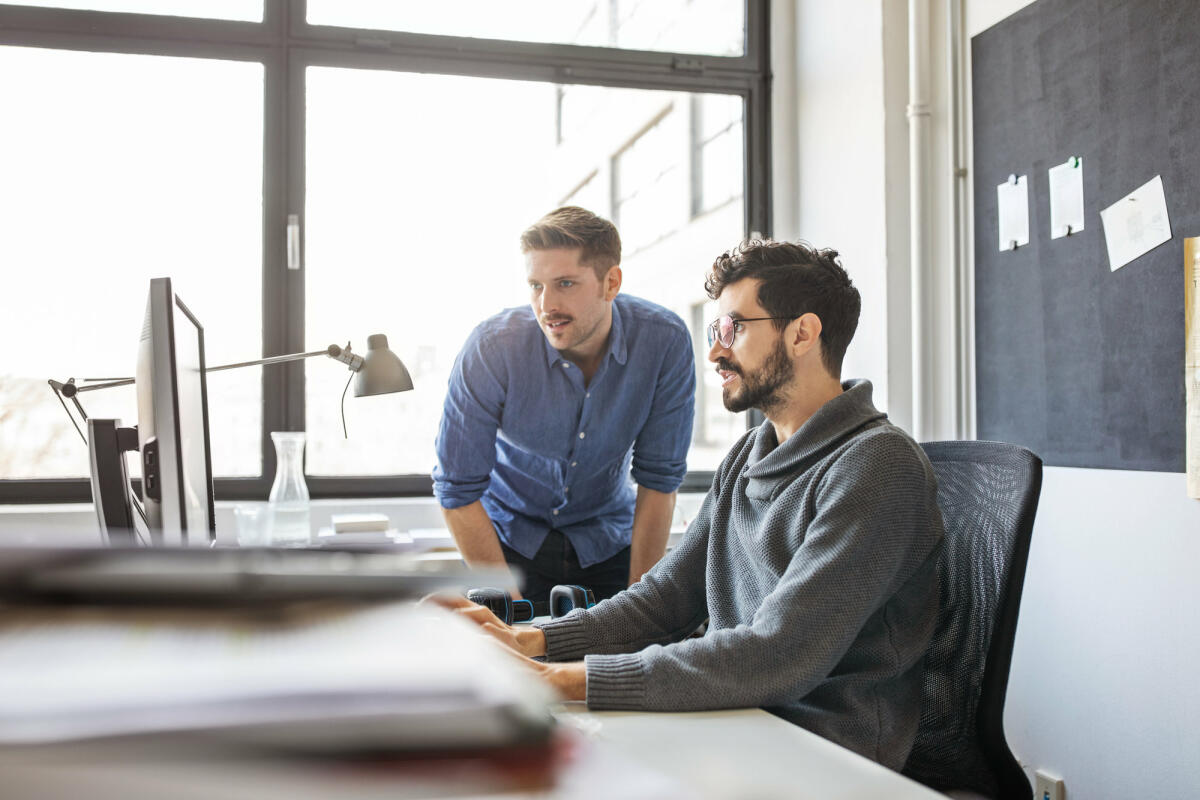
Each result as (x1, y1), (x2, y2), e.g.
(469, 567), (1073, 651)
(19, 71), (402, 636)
(520, 206), (622, 279)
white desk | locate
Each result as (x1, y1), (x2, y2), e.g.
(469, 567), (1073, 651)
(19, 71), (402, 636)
(0, 706), (945, 800)
(556, 706), (945, 800)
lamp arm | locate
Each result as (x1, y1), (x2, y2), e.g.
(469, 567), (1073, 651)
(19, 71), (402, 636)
(205, 348), (336, 373)
(51, 377), (134, 397)
(48, 343), (369, 445)
(53, 344), (365, 398)
(207, 344), (365, 372)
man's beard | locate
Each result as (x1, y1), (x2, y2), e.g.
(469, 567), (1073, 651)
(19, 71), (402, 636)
(720, 338), (794, 414)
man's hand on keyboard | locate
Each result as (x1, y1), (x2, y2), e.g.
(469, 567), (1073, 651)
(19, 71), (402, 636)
(421, 593), (547, 659)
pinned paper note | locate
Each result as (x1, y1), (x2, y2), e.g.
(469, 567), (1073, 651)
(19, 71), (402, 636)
(1099, 175), (1172, 271)
(997, 174), (1030, 252)
(1049, 156), (1085, 239)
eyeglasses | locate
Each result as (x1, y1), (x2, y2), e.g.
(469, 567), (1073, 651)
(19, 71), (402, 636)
(705, 315), (796, 349)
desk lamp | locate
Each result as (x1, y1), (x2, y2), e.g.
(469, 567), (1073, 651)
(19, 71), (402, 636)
(48, 335), (413, 544)
(50, 334), (413, 443)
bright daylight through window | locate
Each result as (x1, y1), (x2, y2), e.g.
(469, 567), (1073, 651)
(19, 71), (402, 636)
(305, 69), (746, 476)
(0, 1), (763, 501)
(0, 47), (263, 482)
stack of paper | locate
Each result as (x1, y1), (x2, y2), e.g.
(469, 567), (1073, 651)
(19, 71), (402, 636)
(314, 528), (415, 548)
(0, 601), (555, 751)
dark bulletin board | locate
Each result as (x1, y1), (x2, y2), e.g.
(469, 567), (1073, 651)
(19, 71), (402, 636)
(972, 0), (1200, 471)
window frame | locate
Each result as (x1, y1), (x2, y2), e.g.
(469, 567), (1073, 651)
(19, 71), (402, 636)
(0, 0), (771, 504)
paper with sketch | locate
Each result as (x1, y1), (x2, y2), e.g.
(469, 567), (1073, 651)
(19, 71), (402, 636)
(1186, 238), (1200, 499)
(997, 174), (1030, 251)
(1100, 175), (1172, 271)
(1049, 157), (1085, 239)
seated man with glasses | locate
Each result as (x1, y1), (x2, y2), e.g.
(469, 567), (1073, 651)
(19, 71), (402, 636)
(433, 239), (944, 770)
(432, 206), (695, 605)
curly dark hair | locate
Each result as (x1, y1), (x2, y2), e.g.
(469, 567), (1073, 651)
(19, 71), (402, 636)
(704, 239), (861, 377)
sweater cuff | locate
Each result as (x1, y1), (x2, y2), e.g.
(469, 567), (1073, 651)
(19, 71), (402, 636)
(535, 611), (593, 662)
(584, 653), (647, 710)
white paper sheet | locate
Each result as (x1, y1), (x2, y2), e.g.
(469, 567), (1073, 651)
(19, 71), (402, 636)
(1049, 156), (1085, 239)
(997, 174), (1030, 252)
(1099, 175), (1172, 271)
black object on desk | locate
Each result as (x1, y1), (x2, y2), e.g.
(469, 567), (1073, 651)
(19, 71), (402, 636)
(0, 546), (510, 607)
(550, 584), (596, 617)
(467, 587), (536, 623)
(466, 584), (598, 623)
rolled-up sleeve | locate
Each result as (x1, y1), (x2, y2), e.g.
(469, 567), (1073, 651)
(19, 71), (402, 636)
(630, 325), (695, 492)
(432, 328), (506, 509)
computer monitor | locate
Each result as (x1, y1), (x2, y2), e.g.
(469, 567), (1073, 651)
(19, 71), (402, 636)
(135, 277), (216, 546)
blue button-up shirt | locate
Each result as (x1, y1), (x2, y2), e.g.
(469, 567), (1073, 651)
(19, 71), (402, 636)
(433, 294), (695, 568)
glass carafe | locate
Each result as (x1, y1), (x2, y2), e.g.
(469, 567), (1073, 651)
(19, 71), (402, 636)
(268, 431), (312, 546)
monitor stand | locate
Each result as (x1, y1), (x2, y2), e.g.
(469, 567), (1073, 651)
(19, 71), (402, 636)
(88, 419), (146, 546)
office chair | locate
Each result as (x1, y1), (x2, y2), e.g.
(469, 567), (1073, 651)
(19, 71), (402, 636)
(902, 440), (1042, 800)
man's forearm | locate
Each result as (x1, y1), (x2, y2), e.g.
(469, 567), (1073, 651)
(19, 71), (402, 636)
(628, 486), (676, 585)
(442, 501), (515, 588)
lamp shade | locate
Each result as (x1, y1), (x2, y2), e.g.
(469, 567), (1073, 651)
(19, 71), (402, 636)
(353, 334), (414, 397)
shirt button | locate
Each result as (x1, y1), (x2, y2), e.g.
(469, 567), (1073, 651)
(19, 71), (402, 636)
(585, 392), (591, 398)
(570, 461), (577, 467)
(563, 363), (570, 369)
(578, 432), (586, 439)
(552, 509), (559, 516)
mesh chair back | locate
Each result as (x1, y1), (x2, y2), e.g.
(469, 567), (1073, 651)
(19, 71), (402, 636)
(902, 441), (1042, 799)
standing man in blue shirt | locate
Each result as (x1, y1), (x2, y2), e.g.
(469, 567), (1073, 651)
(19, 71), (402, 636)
(433, 206), (695, 604)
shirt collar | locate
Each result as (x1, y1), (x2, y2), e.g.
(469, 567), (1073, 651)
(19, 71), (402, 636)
(538, 300), (628, 367)
(608, 301), (629, 365)
(743, 379), (887, 484)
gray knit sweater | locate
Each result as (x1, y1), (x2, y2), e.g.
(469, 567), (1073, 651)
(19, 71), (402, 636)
(536, 379), (943, 770)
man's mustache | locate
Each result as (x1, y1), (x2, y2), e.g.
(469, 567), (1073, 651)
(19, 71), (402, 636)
(717, 358), (741, 375)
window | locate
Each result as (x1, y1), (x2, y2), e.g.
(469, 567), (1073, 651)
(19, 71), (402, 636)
(0, 47), (263, 482)
(691, 93), (744, 217)
(0, 1), (769, 502)
(305, 72), (744, 476)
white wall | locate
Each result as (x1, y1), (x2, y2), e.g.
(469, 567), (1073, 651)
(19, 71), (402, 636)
(776, 0), (902, 422)
(776, 1), (1200, 796)
(1007, 467), (1200, 797)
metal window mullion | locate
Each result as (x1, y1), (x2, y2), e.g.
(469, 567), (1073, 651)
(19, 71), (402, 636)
(0, 5), (276, 48)
(289, 44), (755, 96)
(294, 42), (759, 91)
(288, 9), (757, 72)
(690, 94), (704, 218)
(256, 2), (291, 495)
(0, 479), (88, 504)
(282, 23), (307, 439)
(742, 0), (771, 435)
(0, 27), (274, 63)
